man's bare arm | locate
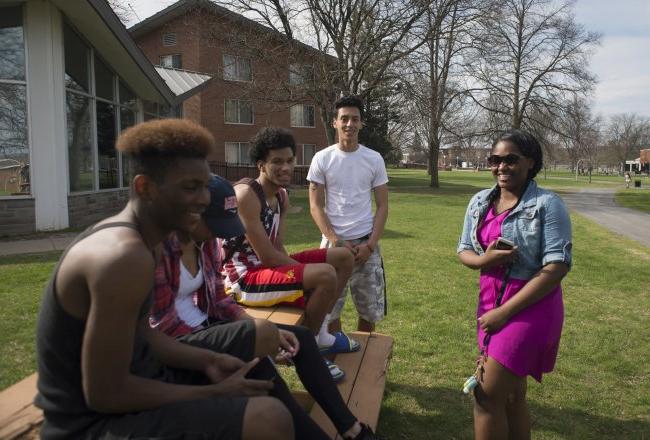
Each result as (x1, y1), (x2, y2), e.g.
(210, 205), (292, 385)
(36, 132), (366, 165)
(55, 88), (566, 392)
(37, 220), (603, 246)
(308, 181), (339, 243)
(235, 185), (297, 267)
(273, 188), (291, 254)
(81, 243), (215, 412)
(352, 184), (388, 264)
(81, 242), (271, 413)
(368, 184), (388, 250)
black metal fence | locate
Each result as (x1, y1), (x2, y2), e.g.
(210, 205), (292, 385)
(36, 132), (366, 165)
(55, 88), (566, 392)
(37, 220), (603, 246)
(209, 161), (310, 186)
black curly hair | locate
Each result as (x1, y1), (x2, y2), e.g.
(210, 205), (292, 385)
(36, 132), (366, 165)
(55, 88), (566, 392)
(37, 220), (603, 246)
(492, 129), (543, 179)
(249, 127), (296, 163)
(334, 95), (364, 120)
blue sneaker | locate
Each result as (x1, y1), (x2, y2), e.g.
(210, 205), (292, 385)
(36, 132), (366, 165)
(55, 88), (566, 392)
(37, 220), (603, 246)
(319, 332), (361, 356)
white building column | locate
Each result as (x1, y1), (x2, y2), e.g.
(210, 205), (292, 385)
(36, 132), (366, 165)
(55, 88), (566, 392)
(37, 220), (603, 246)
(25, 0), (69, 231)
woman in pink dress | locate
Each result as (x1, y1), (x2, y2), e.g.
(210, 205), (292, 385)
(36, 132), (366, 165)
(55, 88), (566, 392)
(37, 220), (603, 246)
(457, 129), (573, 439)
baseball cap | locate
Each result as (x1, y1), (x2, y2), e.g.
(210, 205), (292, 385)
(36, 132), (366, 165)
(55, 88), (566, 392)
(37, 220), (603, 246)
(202, 174), (246, 239)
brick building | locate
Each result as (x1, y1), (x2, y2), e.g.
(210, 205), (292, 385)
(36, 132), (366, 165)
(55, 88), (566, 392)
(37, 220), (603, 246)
(129, 0), (333, 168)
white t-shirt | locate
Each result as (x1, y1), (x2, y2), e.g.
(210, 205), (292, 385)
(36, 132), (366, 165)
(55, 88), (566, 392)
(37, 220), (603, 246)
(175, 261), (208, 328)
(307, 144), (388, 240)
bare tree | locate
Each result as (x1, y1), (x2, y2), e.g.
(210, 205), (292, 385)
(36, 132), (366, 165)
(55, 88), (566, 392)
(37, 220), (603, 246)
(107, 0), (135, 24)
(398, 0), (488, 186)
(466, 0), (600, 132)
(555, 96), (601, 172)
(213, 0), (429, 144)
(605, 113), (650, 172)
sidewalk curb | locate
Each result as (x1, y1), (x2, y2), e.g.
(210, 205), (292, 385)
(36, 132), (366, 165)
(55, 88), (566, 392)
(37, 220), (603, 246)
(0, 234), (75, 257)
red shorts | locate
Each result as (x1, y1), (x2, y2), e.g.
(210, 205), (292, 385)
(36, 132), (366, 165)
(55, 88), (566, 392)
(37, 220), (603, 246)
(236, 248), (328, 308)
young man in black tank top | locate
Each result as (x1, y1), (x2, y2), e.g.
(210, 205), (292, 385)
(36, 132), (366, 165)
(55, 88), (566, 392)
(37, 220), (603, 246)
(35, 119), (292, 440)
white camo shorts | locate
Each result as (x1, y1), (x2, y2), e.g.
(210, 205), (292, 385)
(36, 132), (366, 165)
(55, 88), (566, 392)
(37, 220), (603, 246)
(321, 236), (387, 323)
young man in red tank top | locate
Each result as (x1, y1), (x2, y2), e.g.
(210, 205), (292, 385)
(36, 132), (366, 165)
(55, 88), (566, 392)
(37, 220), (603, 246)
(221, 127), (361, 357)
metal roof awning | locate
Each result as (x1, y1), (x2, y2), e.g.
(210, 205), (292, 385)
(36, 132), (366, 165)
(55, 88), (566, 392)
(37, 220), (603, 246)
(154, 67), (212, 102)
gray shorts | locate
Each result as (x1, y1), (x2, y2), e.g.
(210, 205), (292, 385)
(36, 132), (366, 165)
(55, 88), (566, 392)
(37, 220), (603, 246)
(321, 236), (387, 323)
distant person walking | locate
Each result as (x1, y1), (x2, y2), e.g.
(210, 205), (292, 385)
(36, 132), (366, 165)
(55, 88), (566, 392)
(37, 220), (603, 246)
(624, 172), (631, 188)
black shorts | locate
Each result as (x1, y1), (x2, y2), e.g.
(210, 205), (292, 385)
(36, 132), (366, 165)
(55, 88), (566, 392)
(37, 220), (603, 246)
(83, 320), (257, 440)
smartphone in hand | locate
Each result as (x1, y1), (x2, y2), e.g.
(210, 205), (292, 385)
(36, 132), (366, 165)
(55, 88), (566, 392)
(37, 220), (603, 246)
(495, 237), (515, 250)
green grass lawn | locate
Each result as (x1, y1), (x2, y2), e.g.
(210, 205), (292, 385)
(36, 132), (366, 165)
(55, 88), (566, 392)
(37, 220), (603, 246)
(1, 169), (649, 439)
(616, 188), (650, 213)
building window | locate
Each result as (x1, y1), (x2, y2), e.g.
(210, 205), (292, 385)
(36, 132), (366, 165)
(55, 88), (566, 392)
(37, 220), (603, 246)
(224, 99), (253, 124)
(290, 104), (315, 127)
(223, 55), (252, 82)
(160, 54), (182, 69)
(64, 22), (139, 193)
(0, 5), (29, 196)
(162, 33), (177, 47)
(143, 100), (182, 121)
(289, 64), (313, 86)
(225, 142), (251, 165)
(119, 81), (136, 187)
(301, 144), (316, 166)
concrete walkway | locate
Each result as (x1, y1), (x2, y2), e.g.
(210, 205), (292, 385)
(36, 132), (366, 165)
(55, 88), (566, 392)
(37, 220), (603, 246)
(0, 232), (76, 257)
(1, 189), (648, 255)
(560, 188), (650, 248)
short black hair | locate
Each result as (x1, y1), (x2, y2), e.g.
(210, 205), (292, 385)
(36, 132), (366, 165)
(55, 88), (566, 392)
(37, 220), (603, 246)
(492, 129), (543, 179)
(249, 127), (296, 163)
(116, 119), (215, 183)
(334, 95), (364, 120)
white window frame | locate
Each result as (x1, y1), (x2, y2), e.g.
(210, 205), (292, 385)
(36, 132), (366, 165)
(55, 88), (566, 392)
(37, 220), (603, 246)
(0, 3), (31, 199)
(63, 22), (140, 194)
(223, 54), (252, 82)
(300, 144), (316, 166)
(224, 142), (251, 165)
(224, 99), (253, 125)
(290, 104), (315, 128)
(159, 54), (182, 69)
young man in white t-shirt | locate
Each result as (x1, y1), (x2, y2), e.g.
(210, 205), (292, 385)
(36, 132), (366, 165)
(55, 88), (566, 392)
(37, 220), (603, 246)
(307, 96), (389, 332)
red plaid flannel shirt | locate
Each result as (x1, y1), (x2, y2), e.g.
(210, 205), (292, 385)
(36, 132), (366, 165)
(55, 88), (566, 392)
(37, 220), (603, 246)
(149, 233), (245, 337)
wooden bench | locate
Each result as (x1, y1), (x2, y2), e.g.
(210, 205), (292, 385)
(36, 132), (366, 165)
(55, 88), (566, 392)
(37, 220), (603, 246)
(0, 374), (41, 440)
(245, 305), (394, 435)
(243, 304), (304, 326)
(307, 331), (393, 438)
(0, 307), (392, 439)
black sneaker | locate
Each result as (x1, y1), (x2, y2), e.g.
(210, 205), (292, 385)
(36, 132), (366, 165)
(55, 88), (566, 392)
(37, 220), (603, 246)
(352, 423), (378, 440)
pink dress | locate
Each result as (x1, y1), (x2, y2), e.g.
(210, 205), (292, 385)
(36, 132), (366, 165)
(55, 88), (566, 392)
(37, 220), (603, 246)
(477, 207), (564, 382)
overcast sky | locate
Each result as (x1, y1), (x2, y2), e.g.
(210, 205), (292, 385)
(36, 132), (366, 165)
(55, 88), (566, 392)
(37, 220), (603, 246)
(124, 0), (650, 120)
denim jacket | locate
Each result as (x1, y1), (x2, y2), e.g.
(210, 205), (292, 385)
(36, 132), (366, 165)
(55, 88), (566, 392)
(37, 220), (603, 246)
(457, 180), (572, 280)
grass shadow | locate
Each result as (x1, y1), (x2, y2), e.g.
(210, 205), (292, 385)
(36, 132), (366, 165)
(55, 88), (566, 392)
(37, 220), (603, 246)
(382, 228), (413, 240)
(0, 251), (62, 266)
(379, 383), (650, 439)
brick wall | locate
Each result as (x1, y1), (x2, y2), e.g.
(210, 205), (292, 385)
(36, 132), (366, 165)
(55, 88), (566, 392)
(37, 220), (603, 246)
(67, 190), (129, 228)
(0, 198), (35, 236)
(133, 8), (330, 163)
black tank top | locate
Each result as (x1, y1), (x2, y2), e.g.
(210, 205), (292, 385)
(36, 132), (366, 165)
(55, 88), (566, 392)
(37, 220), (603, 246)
(35, 222), (166, 439)
(222, 178), (284, 262)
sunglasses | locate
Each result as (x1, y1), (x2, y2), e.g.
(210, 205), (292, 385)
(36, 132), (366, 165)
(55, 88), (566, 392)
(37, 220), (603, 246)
(487, 154), (523, 167)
